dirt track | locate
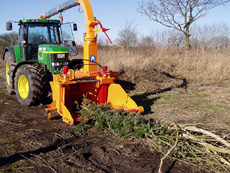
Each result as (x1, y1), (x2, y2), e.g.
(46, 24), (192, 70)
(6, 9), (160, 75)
(0, 66), (213, 172)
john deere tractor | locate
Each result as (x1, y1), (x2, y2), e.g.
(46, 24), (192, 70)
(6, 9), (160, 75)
(4, 19), (78, 105)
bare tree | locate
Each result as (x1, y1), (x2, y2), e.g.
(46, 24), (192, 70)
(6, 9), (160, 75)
(168, 30), (184, 49)
(139, 35), (155, 48)
(138, 0), (230, 50)
(116, 21), (138, 53)
(189, 23), (230, 48)
(0, 32), (18, 52)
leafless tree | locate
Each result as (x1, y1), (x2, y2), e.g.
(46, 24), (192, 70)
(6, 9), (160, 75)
(167, 30), (184, 49)
(0, 32), (18, 54)
(116, 21), (138, 53)
(190, 23), (230, 48)
(138, 0), (230, 50)
(139, 35), (155, 48)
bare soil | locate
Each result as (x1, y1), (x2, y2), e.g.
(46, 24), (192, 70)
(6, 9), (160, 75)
(0, 63), (223, 172)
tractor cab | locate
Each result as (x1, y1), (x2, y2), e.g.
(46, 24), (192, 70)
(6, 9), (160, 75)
(6, 19), (78, 74)
(21, 19), (61, 61)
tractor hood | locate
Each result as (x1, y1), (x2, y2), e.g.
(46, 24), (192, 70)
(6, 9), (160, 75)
(38, 45), (68, 54)
(38, 45), (69, 74)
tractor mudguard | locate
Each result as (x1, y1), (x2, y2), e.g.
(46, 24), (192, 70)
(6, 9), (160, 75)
(3, 47), (16, 62)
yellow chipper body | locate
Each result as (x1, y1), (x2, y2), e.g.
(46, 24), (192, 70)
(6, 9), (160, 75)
(43, 0), (144, 124)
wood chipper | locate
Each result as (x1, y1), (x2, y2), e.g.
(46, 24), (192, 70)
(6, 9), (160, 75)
(4, 0), (144, 125)
(44, 0), (144, 124)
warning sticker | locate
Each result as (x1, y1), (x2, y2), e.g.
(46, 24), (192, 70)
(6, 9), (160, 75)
(90, 55), (96, 62)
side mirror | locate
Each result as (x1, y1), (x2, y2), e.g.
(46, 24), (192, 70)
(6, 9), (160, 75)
(6, 22), (12, 31)
(73, 23), (77, 31)
(72, 41), (76, 46)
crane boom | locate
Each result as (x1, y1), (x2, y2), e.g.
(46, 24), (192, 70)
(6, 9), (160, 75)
(40, 0), (80, 19)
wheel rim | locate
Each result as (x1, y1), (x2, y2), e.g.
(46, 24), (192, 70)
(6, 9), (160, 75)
(47, 112), (52, 120)
(6, 61), (10, 85)
(18, 75), (29, 99)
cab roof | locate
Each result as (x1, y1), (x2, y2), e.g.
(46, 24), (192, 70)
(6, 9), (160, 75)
(19, 19), (60, 24)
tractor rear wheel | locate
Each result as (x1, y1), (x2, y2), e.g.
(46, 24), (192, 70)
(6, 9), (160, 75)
(15, 64), (51, 106)
(4, 52), (16, 94)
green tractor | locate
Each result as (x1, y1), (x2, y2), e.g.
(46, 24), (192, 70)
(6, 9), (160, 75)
(4, 19), (79, 105)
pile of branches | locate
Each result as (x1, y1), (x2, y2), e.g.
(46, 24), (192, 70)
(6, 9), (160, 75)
(76, 99), (230, 172)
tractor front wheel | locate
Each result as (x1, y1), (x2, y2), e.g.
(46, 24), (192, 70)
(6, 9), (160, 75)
(15, 64), (51, 106)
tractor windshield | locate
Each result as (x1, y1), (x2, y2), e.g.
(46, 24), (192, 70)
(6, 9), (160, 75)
(27, 23), (60, 44)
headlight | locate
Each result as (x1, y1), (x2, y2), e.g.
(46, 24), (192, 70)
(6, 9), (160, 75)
(57, 54), (65, 59)
(63, 62), (68, 66)
(52, 62), (60, 66)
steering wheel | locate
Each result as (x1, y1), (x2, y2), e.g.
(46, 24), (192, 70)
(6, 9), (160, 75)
(36, 35), (47, 43)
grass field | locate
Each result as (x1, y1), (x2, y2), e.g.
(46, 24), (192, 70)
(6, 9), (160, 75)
(1, 47), (230, 171)
(2, 46), (230, 134)
(95, 46), (230, 135)
(97, 47), (230, 85)
(75, 46), (230, 171)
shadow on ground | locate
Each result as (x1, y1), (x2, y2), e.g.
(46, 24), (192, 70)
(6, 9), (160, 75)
(117, 69), (188, 115)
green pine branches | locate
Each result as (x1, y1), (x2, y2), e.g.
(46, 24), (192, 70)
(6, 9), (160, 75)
(75, 99), (230, 172)
(75, 99), (168, 138)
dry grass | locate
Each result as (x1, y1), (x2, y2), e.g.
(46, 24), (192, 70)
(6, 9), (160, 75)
(1, 47), (230, 172)
(97, 46), (230, 85)
(0, 59), (4, 73)
(151, 87), (230, 134)
(96, 46), (230, 135)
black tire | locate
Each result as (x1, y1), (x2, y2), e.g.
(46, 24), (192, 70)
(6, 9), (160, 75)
(15, 64), (52, 106)
(4, 52), (16, 94)
(68, 59), (83, 70)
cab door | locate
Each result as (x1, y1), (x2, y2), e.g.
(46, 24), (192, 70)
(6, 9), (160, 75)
(60, 23), (78, 56)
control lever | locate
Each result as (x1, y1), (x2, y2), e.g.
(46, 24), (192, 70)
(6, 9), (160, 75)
(97, 20), (113, 44)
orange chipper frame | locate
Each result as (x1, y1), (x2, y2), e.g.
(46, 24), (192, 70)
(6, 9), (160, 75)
(44, 0), (144, 125)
